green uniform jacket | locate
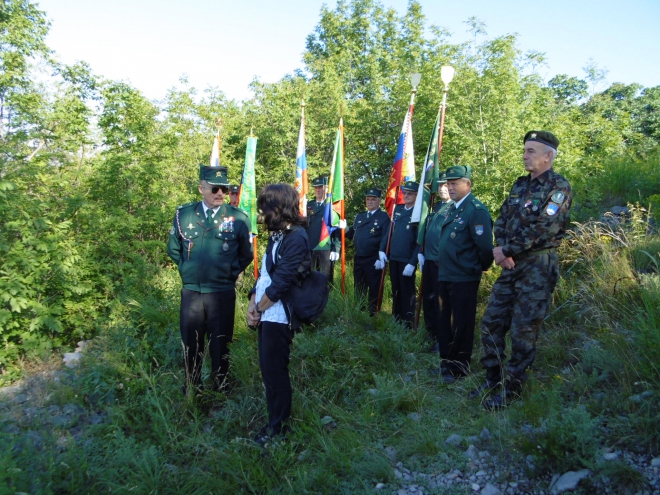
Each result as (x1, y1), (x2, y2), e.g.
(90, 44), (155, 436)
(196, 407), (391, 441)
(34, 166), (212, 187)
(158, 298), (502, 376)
(305, 200), (341, 252)
(436, 193), (494, 282)
(421, 200), (454, 261)
(346, 208), (391, 258)
(167, 202), (253, 293)
(495, 169), (572, 258)
(382, 204), (419, 265)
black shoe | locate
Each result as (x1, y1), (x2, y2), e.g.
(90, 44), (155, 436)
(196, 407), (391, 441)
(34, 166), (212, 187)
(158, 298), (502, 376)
(428, 367), (441, 376)
(441, 372), (458, 384)
(468, 380), (500, 399)
(253, 426), (288, 448)
(482, 389), (519, 411)
(426, 342), (439, 353)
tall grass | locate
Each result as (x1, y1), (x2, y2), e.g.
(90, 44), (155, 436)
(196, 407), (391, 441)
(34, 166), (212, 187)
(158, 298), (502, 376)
(2, 222), (659, 492)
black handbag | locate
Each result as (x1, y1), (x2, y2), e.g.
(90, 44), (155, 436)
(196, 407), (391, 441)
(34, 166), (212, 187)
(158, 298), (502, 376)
(275, 232), (330, 325)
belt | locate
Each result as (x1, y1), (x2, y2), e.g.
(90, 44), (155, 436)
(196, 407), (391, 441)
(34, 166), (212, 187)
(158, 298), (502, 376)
(514, 248), (556, 261)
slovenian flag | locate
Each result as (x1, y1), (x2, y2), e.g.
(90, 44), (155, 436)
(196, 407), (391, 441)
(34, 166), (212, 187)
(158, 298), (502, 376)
(384, 105), (415, 216)
(210, 134), (220, 167)
(294, 102), (308, 216)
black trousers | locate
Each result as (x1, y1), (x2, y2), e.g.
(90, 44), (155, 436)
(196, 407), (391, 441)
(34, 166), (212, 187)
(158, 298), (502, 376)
(389, 260), (416, 328)
(353, 255), (381, 315)
(179, 288), (235, 391)
(311, 250), (334, 285)
(258, 321), (294, 434)
(437, 280), (480, 377)
(422, 260), (440, 340)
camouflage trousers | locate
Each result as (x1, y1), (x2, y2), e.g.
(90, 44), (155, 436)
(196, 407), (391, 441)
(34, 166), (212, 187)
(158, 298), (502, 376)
(479, 251), (559, 388)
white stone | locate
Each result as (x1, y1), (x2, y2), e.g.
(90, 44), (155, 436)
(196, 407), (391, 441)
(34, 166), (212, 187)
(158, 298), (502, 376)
(651, 457), (660, 467)
(464, 444), (479, 461)
(375, 483), (385, 490)
(446, 434), (463, 446)
(472, 483), (481, 491)
(550, 469), (590, 494)
(63, 352), (82, 367)
(603, 452), (619, 461)
(481, 483), (502, 495)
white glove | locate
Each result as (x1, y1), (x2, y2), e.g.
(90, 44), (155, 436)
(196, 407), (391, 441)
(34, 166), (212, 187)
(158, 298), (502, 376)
(374, 260), (385, 270)
(329, 251), (339, 261)
(378, 251), (388, 263)
(402, 264), (415, 277)
(338, 219), (347, 229)
(418, 253), (425, 269)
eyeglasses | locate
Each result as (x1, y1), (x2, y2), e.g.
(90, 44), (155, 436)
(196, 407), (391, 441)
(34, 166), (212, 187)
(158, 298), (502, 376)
(205, 186), (227, 194)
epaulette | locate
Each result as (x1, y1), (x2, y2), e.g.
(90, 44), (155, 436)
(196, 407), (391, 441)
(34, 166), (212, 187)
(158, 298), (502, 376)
(227, 204), (249, 219)
(177, 201), (196, 210)
(471, 198), (487, 210)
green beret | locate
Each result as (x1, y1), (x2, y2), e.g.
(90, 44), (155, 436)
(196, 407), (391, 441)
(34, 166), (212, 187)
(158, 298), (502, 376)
(312, 176), (328, 187)
(524, 130), (559, 150)
(199, 165), (229, 186)
(444, 165), (472, 180)
(229, 185), (240, 193)
(365, 187), (382, 198)
(401, 181), (419, 192)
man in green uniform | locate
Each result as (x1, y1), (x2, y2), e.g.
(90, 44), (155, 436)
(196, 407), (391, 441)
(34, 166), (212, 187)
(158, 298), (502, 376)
(346, 188), (391, 315)
(305, 176), (342, 284)
(474, 131), (572, 410)
(228, 185), (240, 207)
(431, 166), (494, 383)
(418, 174), (454, 351)
(382, 181), (420, 328)
(167, 165), (253, 395)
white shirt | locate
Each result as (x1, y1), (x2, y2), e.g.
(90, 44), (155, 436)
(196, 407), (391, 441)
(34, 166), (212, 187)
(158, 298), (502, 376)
(254, 240), (288, 324)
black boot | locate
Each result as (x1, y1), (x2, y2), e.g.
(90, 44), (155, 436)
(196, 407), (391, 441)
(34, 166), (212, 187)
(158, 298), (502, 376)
(468, 379), (500, 399)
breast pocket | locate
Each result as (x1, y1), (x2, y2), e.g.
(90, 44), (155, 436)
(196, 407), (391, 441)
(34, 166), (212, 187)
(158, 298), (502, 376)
(216, 232), (237, 253)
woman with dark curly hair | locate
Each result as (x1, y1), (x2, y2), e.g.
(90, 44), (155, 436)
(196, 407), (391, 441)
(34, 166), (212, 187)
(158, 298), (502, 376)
(247, 184), (311, 445)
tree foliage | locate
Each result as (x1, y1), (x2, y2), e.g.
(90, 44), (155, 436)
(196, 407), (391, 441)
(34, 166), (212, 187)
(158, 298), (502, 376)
(0, 0), (659, 379)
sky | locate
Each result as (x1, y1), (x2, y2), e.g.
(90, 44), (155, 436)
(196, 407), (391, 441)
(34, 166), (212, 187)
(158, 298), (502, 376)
(36, 0), (660, 102)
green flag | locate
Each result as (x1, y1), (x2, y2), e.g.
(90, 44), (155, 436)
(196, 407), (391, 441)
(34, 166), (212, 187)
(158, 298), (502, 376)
(239, 136), (258, 234)
(412, 111), (440, 246)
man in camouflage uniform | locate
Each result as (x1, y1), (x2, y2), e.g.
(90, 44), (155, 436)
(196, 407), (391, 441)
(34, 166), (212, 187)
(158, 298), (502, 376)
(305, 176), (342, 284)
(473, 131), (572, 410)
(430, 166), (494, 383)
(383, 181), (420, 329)
(346, 188), (391, 316)
(418, 173), (454, 351)
(167, 166), (253, 396)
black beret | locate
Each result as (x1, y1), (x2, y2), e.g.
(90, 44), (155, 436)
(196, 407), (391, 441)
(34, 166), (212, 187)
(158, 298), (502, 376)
(312, 176), (329, 186)
(229, 185), (240, 193)
(524, 130), (559, 150)
(365, 188), (382, 198)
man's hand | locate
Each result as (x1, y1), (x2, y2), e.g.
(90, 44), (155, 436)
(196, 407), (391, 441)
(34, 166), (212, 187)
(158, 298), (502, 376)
(378, 251), (388, 263)
(374, 260), (385, 270)
(498, 257), (515, 270)
(418, 253), (425, 269)
(337, 219), (347, 229)
(493, 246), (507, 265)
(402, 264), (415, 277)
(329, 251), (339, 262)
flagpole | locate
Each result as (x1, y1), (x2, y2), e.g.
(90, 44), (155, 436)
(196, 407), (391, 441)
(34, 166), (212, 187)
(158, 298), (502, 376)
(377, 73), (422, 313)
(339, 119), (346, 295)
(413, 65), (455, 330)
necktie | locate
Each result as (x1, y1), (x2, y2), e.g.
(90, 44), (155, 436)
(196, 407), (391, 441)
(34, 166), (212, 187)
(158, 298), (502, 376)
(367, 212), (372, 219)
(207, 208), (215, 225)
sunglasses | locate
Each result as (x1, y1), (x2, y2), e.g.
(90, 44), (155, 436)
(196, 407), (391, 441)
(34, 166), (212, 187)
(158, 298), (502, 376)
(205, 186), (228, 194)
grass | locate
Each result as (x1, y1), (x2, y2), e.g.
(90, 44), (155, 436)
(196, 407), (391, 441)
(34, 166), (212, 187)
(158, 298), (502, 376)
(1, 218), (659, 494)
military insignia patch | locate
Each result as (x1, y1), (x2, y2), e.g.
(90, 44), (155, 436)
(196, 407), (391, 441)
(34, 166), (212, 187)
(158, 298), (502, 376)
(188, 223), (193, 229)
(551, 191), (565, 203)
(450, 232), (456, 239)
(524, 200), (532, 208)
(475, 225), (484, 235)
(531, 132), (537, 139)
(216, 171), (222, 177)
(546, 203), (559, 216)
(170, 226), (175, 235)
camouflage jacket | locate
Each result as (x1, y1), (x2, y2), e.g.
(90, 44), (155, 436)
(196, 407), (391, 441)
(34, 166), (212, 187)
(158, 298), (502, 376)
(495, 169), (572, 258)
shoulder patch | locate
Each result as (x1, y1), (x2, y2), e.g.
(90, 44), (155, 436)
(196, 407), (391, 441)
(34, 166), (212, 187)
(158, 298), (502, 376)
(551, 191), (565, 203)
(177, 201), (196, 210)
